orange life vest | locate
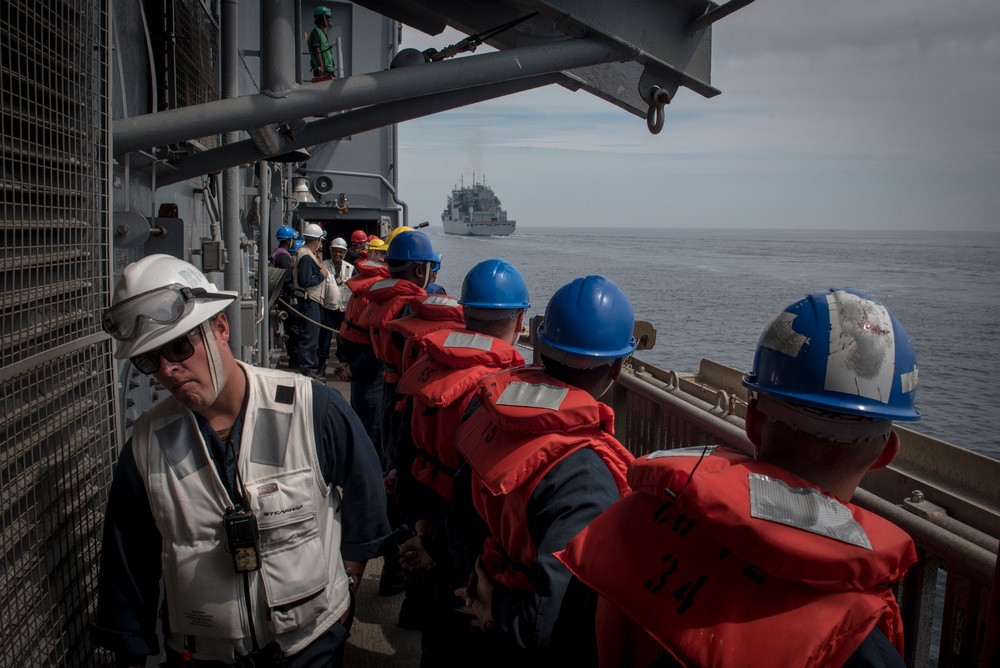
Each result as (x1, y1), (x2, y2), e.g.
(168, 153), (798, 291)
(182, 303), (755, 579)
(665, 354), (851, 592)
(384, 294), (466, 377)
(357, 278), (426, 382)
(456, 366), (632, 571)
(353, 258), (386, 277)
(337, 271), (386, 346)
(557, 448), (916, 668)
(397, 329), (525, 501)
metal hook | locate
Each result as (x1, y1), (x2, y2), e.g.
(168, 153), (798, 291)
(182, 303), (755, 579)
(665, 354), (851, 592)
(646, 85), (670, 135)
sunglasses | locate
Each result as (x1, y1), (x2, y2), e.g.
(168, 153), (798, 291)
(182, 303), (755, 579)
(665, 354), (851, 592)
(131, 328), (202, 374)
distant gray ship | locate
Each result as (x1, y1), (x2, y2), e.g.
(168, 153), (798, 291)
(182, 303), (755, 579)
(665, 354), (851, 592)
(441, 174), (516, 236)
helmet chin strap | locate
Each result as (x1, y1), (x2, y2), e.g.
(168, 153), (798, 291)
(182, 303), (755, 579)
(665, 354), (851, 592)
(200, 320), (226, 403)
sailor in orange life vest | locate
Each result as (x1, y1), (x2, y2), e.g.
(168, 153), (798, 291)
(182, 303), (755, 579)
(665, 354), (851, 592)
(358, 230), (437, 465)
(391, 259), (530, 659)
(345, 228), (368, 265)
(336, 248), (390, 453)
(558, 288), (921, 668)
(357, 230), (439, 595)
(452, 275), (636, 666)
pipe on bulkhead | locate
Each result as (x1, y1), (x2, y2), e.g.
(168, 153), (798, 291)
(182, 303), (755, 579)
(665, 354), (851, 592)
(156, 74), (559, 188)
(294, 1), (303, 84)
(248, 0), (300, 158)
(222, 0), (242, 355)
(256, 2), (300, 363)
(390, 21), (399, 195)
(260, 0), (296, 98)
(260, 162), (273, 363)
(113, 38), (622, 156)
(258, 161), (273, 362)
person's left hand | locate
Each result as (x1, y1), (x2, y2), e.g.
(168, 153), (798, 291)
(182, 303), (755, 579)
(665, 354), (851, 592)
(399, 519), (436, 572)
(455, 557), (495, 630)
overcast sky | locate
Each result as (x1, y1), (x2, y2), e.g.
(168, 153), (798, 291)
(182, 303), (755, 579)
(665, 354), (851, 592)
(395, 1), (1000, 231)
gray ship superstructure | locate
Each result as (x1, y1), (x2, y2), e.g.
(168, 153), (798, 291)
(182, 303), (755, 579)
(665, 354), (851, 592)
(442, 175), (516, 236)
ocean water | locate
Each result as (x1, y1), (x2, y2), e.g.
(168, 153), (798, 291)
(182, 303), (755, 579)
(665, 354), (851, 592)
(422, 226), (1000, 460)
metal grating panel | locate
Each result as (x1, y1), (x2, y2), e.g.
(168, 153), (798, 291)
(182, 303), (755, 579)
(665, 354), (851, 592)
(1, 1), (116, 666)
(175, 0), (221, 148)
(0, 349), (117, 666)
(1, 1), (109, 368)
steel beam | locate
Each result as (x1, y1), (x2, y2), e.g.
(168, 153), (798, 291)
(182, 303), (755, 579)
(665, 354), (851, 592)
(155, 74), (559, 187)
(113, 38), (622, 156)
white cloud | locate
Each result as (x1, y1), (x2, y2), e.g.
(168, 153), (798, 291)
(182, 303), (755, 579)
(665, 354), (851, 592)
(397, 4), (1000, 230)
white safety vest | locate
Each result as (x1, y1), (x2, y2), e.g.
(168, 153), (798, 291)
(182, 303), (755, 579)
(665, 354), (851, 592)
(293, 247), (326, 304)
(321, 260), (355, 310)
(130, 362), (349, 662)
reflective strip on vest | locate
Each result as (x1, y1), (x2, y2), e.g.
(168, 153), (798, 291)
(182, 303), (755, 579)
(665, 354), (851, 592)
(648, 445), (717, 459)
(157, 417), (209, 479)
(249, 408), (292, 467)
(496, 381), (569, 411)
(443, 331), (494, 352)
(371, 278), (399, 291)
(424, 295), (458, 306)
(749, 473), (873, 549)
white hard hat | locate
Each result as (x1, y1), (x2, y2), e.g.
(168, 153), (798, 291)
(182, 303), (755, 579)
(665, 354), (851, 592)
(303, 223), (326, 239)
(102, 255), (237, 359)
(330, 237), (348, 250)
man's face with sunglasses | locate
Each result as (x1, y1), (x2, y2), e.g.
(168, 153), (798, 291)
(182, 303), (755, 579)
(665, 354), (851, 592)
(131, 323), (218, 411)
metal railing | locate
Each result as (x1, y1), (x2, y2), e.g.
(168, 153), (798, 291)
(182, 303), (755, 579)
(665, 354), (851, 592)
(608, 357), (1000, 668)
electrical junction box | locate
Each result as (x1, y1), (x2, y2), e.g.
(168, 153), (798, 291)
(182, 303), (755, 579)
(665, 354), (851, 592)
(241, 300), (257, 347)
(202, 238), (227, 272)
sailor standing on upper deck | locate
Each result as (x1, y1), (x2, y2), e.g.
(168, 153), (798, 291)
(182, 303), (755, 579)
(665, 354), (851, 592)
(308, 6), (336, 80)
(559, 288), (921, 667)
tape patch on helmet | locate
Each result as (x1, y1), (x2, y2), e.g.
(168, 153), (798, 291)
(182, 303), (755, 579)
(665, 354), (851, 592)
(824, 291), (894, 403)
(496, 381), (568, 411)
(748, 473), (872, 550)
(900, 366), (919, 393)
(177, 266), (208, 290)
(760, 312), (809, 357)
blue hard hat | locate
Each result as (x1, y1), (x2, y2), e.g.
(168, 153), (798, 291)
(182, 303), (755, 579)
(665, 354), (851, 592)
(460, 259), (530, 309)
(537, 276), (635, 360)
(292, 238), (305, 251)
(314, 6), (332, 17)
(386, 230), (436, 263)
(276, 225), (298, 240)
(742, 288), (920, 421)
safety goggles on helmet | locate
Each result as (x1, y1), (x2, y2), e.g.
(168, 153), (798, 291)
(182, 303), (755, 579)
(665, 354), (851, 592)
(130, 328), (201, 374)
(102, 283), (232, 342)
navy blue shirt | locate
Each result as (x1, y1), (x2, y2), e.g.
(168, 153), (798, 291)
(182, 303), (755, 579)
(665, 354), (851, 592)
(296, 251), (324, 291)
(450, 444), (618, 666)
(90, 379), (391, 656)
